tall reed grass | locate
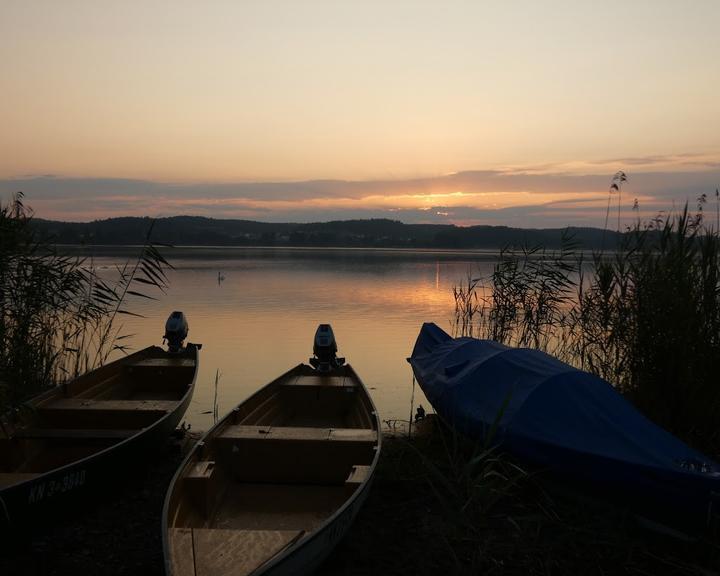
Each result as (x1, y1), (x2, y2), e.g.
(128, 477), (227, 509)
(0, 193), (171, 417)
(453, 194), (720, 454)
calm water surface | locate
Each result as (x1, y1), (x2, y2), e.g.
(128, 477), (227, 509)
(90, 247), (500, 430)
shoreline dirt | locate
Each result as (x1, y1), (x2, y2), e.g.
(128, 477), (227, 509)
(1, 422), (718, 576)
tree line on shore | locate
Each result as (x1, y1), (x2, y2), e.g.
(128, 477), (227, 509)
(35, 215), (625, 249)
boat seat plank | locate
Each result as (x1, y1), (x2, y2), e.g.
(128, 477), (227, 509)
(0, 472), (42, 488)
(283, 375), (352, 388)
(329, 428), (377, 442)
(14, 428), (137, 440)
(129, 358), (196, 368)
(218, 425), (375, 442)
(191, 528), (303, 576)
(40, 399), (177, 412)
(218, 425), (272, 440)
(267, 427), (330, 441)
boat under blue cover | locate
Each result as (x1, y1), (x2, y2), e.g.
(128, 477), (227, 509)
(409, 322), (720, 527)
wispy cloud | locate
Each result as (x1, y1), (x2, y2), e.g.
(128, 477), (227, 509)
(2, 163), (718, 228)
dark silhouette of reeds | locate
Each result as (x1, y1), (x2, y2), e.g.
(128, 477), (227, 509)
(0, 193), (172, 418)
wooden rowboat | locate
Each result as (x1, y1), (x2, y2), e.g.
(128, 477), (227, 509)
(163, 327), (381, 576)
(0, 334), (199, 532)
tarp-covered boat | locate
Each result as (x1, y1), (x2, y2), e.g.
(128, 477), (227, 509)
(408, 322), (720, 527)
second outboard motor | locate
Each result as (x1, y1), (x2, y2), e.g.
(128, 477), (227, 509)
(310, 324), (345, 372)
(164, 311), (189, 353)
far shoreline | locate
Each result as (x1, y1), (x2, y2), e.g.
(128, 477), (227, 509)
(53, 244), (607, 261)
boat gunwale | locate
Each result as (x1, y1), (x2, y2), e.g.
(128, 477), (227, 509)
(161, 361), (382, 576)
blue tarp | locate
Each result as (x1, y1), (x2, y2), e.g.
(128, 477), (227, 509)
(409, 322), (720, 525)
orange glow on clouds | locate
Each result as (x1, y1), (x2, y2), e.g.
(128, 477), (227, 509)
(72, 189), (606, 223)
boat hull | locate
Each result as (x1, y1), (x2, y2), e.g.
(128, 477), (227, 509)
(163, 363), (381, 576)
(0, 344), (199, 533)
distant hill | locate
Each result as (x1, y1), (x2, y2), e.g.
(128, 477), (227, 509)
(34, 216), (623, 250)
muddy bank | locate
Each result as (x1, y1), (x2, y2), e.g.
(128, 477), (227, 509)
(1, 423), (718, 576)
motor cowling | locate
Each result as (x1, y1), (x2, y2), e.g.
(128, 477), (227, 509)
(164, 311), (189, 353)
(310, 324), (345, 372)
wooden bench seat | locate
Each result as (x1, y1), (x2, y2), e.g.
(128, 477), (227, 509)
(129, 358), (196, 368)
(218, 425), (376, 443)
(13, 428), (137, 440)
(36, 399), (172, 430)
(217, 425), (272, 440)
(281, 374), (355, 388)
(265, 427), (331, 441)
(328, 429), (377, 443)
(40, 399), (177, 412)
(215, 426), (377, 484)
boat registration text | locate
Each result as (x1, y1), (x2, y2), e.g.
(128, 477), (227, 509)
(28, 470), (86, 504)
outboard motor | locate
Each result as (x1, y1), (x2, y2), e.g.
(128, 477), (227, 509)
(309, 324), (345, 372)
(164, 311), (189, 353)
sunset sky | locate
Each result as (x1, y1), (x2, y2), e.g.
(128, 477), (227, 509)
(1, 1), (718, 227)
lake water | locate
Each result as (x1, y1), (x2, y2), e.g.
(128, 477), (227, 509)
(88, 247), (501, 431)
